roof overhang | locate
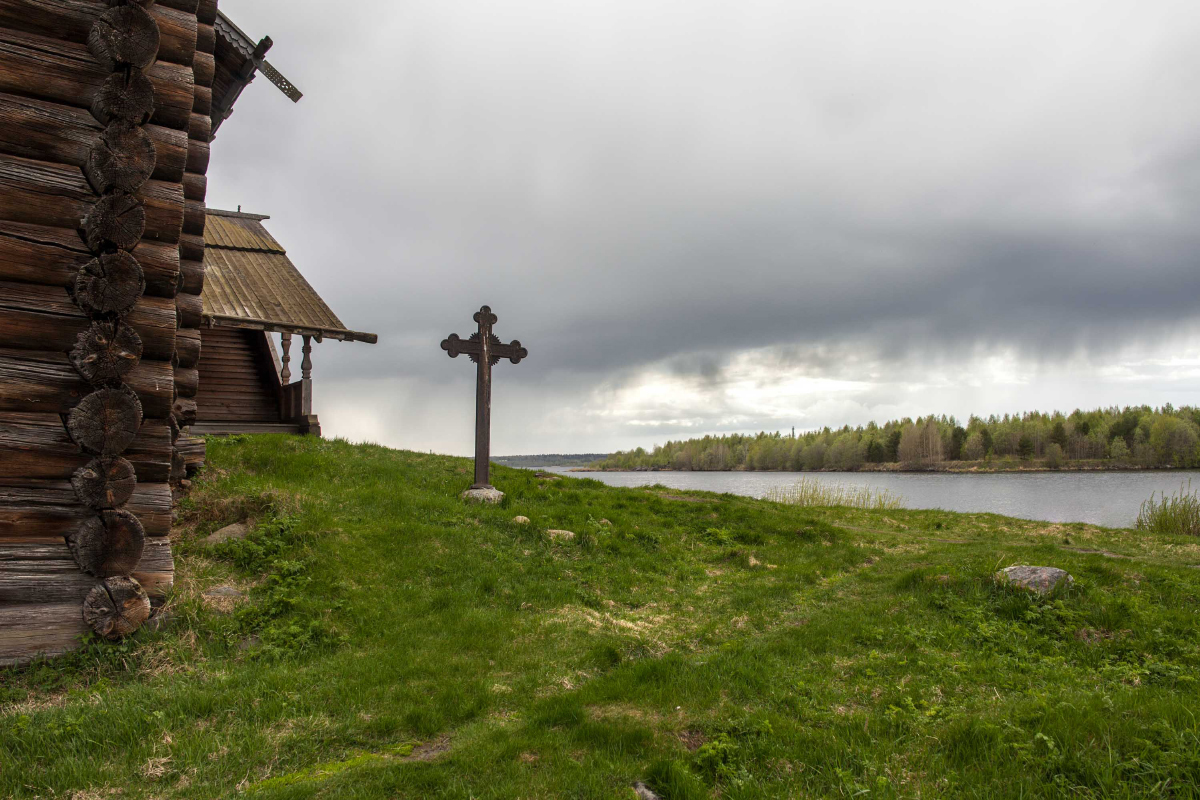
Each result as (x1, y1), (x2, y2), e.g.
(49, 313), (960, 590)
(212, 12), (303, 137)
(204, 314), (379, 345)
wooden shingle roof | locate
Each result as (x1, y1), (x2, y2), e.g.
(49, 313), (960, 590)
(202, 210), (377, 343)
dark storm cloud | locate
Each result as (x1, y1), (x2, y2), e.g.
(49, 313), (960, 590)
(208, 0), (1200, 450)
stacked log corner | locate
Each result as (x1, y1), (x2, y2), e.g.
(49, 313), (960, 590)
(173, 0), (214, 493)
(0, 0), (211, 666)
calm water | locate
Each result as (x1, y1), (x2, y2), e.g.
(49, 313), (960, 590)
(542, 468), (1200, 528)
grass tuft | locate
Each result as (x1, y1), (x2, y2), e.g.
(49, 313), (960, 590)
(765, 476), (906, 510)
(1136, 480), (1200, 536)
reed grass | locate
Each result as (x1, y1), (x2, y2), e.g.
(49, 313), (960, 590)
(1135, 480), (1200, 536)
(764, 476), (905, 510)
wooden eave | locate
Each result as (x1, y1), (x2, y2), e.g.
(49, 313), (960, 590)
(204, 314), (378, 344)
(202, 210), (378, 346)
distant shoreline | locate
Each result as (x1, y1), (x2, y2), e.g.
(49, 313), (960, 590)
(566, 461), (1193, 475)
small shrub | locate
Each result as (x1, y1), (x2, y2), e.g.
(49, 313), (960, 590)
(1136, 481), (1200, 536)
(1044, 443), (1065, 470)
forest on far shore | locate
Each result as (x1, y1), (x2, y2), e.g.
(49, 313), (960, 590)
(591, 405), (1200, 472)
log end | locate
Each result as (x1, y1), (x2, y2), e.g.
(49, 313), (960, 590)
(83, 577), (151, 639)
(68, 509), (146, 577)
(67, 386), (144, 456)
(85, 124), (158, 196)
(70, 321), (143, 384)
(87, 6), (161, 72)
(92, 72), (157, 127)
(72, 457), (138, 509)
(83, 193), (146, 253)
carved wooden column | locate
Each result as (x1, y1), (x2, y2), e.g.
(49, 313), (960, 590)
(296, 335), (317, 435)
(280, 333), (292, 384)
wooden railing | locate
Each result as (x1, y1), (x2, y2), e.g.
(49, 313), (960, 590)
(277, 333), (319, 435)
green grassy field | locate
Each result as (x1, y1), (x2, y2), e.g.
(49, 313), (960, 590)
(3, 435), (1200, 799)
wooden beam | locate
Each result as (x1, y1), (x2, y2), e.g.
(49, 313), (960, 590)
(0, 413), (171, 482)
(0, 2), (199, 67)
(0, 281), (177, 362)
(0, 28), (195, 131)
(0, 154), (184, 246)
(0, 480), (172, 538)
(0, 538), (172, 605)
(0, 350), (174, 419)
(0, 219), (180, 298)
(0, 92), (188, 184)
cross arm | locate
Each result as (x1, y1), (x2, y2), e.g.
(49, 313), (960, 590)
(441, 334), (482, 358)
(492, 340), (528, 364)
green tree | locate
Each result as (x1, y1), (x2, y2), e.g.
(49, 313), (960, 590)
(885, 429), (903, 462)
(1017, 435), (1034, 460)
(1149, 416), (1200, 467)
(1049, 421), (1068, 449)
(962, 432), (985, 461)
(949, 426), (967, 460)
(980, 427), (994, 457)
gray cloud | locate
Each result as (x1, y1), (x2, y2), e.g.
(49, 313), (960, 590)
(209, 0), (1200, 453)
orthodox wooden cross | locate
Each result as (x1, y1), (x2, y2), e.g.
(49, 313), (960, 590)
(441, 306), (528, 490)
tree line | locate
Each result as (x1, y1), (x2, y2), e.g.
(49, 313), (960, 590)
(592, 405), (1200, 471)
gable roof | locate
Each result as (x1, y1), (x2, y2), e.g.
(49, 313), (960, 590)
(201, 210), (377, 344)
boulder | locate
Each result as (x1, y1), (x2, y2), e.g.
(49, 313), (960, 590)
(462, 487), (504, 504)
(201, 584), (245, 613)
(598, 518), (612, 527)
(546, 529), (575, 541)
(205, 521), (248, 545)
(512, 515), (531, 524)
(633, 783), (660, 800)
(996, 565), (1074, 595)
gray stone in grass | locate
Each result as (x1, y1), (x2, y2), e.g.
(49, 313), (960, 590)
(462, 487), (504, 504)
(633, 782), (660, 800)
(512, 515), (531, 524)
(996, 565), (1074, 595)
(205, 521), (248, 545)
(546, 529), (575, 541)
(142, 608), (172, 633)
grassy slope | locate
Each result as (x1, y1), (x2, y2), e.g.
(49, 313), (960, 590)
(3, 435), (1200, 799)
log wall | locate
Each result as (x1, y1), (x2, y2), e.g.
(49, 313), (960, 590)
(0, 0), (211, 666)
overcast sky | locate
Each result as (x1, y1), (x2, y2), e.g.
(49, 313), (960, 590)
(209, 0), (1200, 456)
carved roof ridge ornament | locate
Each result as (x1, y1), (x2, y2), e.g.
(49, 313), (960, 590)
(212, 12), (303, 137)
(440, 306), (529, 490)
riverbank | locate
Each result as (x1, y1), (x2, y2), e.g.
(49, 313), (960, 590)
(573, 458), (1181, 474)
(3, 435), (1199, 798)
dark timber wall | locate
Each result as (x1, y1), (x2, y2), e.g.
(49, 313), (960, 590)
(0, 0), (212, 666)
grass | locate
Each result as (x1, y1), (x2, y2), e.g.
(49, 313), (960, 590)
(1137, 481), (1200, 537)
(764, 476), (906, 510)
(2, 435), (1200, 798)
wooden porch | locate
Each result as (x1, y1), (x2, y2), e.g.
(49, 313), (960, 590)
(192, 327), (319, 435)
(193, 210), (376, 435)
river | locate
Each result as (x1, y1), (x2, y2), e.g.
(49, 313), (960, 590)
(540, 468), (1200, 528)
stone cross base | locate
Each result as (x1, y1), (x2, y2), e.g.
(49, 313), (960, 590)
(462, 487), (504, 504)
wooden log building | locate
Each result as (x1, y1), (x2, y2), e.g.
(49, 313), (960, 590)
(0, 1), (327, 665)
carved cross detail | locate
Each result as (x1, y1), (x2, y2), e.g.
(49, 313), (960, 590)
(441, 305), (528, 489)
